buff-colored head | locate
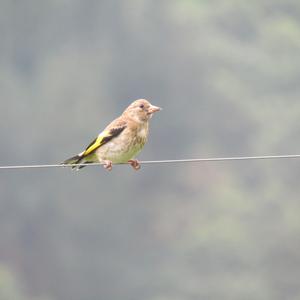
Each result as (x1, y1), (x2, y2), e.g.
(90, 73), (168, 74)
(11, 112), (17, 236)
(123, 99), (161, 123)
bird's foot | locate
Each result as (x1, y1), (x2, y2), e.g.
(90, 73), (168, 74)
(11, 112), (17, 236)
(128, 159), (141, 171)
(103, 160), (113, 171)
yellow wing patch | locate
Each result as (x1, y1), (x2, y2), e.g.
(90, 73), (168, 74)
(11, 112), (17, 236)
(80, 126), (126, 158)
(82, 130), (110, 157)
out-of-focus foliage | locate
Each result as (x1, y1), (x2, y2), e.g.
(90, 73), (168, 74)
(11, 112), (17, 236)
(0, 0), (300, 299)
(0, 265), (51, 300)
(0, 265), (28, 300)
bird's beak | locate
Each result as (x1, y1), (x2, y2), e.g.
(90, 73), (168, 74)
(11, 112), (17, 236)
(148, 105), (162, 114)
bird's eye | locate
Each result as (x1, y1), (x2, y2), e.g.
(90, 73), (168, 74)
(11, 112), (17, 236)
(139, 104), (144, 109)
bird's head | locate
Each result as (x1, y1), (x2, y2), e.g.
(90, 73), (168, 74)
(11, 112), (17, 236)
(123, 99), (161, 123)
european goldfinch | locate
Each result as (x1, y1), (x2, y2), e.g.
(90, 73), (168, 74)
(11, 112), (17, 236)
(62, 99), (161, 171)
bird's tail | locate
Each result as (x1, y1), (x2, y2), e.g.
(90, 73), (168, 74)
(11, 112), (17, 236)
(61, 154), (87, 170)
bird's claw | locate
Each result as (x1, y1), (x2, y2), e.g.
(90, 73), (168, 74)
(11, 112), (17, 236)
(128, 159), (141, 170)
(103, 160), (113, 171)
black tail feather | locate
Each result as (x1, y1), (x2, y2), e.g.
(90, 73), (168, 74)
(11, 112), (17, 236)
(61, 155), (85, 170)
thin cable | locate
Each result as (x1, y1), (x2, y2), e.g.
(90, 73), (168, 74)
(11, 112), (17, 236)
(0, 154), (300, 170)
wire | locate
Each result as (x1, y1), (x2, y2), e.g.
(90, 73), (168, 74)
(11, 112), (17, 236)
(0, 154), (300, 170)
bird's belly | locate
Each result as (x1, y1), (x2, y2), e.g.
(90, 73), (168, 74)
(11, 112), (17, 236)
(96, 139), (145, 163)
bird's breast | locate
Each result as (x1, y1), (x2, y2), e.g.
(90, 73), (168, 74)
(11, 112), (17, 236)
(137, 123), (149, 140)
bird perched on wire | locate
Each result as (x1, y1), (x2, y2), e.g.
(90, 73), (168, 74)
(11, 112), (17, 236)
(62, 99), (161, 171)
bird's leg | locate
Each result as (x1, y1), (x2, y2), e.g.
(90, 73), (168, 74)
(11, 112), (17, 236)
(102, 160), (113, 171)
(128, 159), (141, 170)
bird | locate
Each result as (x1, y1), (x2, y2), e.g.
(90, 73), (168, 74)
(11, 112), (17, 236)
(62, 99), (161, 171)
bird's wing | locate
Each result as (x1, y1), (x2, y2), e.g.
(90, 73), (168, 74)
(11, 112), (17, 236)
(81, 119), (127, 157)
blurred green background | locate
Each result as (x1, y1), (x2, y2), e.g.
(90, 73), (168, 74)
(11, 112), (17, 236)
(1, 0), (300, 299)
